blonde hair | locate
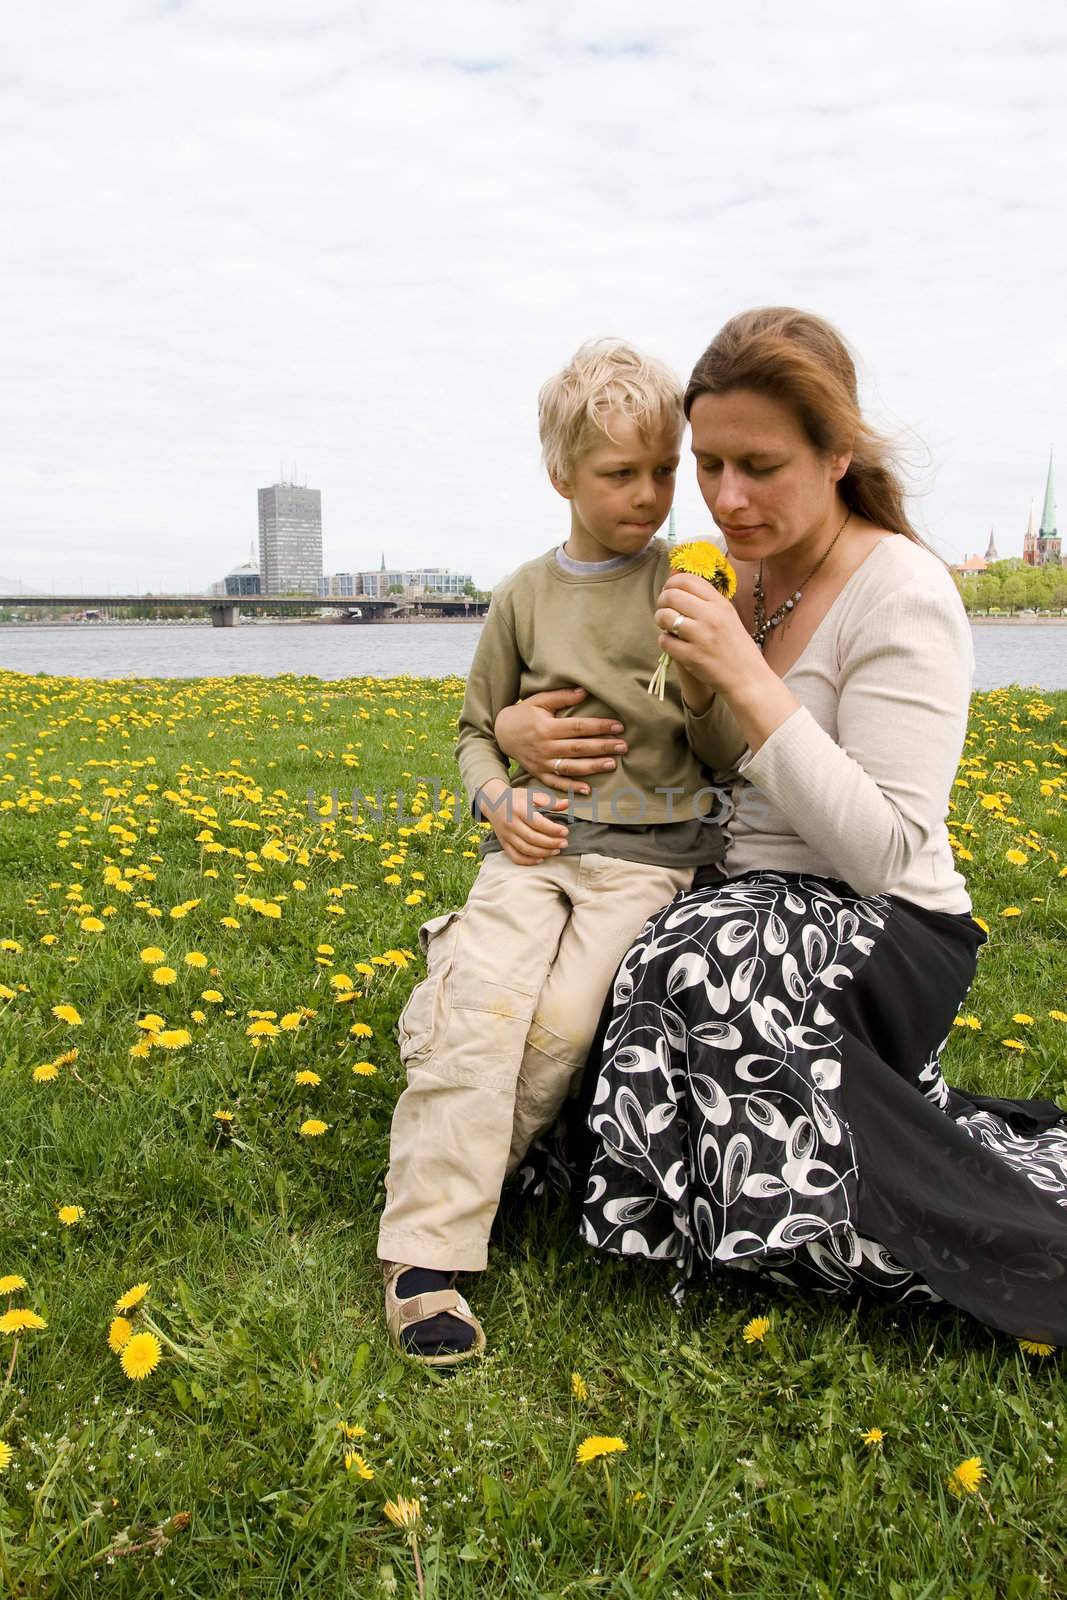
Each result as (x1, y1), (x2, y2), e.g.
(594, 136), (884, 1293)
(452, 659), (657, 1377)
(538, 339), (683, 483)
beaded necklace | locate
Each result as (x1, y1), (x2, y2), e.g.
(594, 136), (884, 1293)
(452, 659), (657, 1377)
(752, 510), (851, 651)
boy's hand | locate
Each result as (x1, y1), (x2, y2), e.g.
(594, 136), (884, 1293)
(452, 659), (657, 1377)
(476, 779), (570, 866)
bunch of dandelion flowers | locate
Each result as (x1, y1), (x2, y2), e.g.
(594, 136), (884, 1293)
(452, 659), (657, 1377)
(647, 541), (737, 700)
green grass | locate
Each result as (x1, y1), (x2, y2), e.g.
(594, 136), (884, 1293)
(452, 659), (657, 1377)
(0, 670), (1064, 1599)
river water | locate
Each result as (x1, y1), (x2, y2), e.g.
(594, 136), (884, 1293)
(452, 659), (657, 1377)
(0, 620), (1063, 691)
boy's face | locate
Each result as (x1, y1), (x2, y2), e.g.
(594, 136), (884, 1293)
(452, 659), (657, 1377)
(555, 413), (680, 563)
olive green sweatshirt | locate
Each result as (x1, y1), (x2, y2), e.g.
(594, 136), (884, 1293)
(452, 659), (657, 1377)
(456, 541), (742, 828)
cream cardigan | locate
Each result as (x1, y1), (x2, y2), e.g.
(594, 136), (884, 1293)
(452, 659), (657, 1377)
(691, 536), (974, 913)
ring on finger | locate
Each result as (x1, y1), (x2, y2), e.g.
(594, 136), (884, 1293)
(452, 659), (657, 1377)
(667, 611), (685, 638)
(552, 757), (563, 775)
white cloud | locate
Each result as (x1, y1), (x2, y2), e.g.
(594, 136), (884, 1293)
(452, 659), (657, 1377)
(0, 0), (1064, 591)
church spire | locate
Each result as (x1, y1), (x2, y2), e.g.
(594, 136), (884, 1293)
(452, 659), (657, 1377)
(1039, 450), (1057, 538)
(983, 527), (999, 563)
(380, 551), (386, 572)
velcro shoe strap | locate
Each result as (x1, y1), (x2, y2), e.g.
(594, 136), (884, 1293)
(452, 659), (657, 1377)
(398, 1288), (466, 1326)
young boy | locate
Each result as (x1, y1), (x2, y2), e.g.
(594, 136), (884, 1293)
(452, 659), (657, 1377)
(377, 339), (732, 1363)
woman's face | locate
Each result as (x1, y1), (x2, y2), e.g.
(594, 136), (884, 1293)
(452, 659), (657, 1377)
(688, 388), (850, 564)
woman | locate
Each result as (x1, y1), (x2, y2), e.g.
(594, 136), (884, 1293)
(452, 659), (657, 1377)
(496, 307), (1067, 1343)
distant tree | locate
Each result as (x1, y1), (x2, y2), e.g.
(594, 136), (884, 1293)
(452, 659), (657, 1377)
(974, 575), (1001, 613)
(388, 584), (404, 595)
(1001, 576), (1026, 614)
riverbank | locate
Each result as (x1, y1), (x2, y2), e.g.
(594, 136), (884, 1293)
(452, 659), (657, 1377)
(969, 614), (1067, 625)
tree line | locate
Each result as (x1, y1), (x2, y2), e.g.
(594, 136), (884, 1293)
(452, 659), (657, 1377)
(953, 559), (1067, 615)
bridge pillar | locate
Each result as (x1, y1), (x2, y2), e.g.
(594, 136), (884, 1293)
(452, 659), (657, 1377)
(210, 603), (240, 628)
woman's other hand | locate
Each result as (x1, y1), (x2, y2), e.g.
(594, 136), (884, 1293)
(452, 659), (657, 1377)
(494, 688), (628, 795)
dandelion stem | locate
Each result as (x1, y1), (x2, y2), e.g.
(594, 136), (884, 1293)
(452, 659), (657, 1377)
(410, 1533), (425, 1600)
(140, 1312), (201, 1366)
(1, 1336), (19, 1395)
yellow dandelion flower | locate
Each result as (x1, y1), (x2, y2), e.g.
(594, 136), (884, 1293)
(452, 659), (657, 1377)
(337, 1421), (367, 1439)
(114, 1281), (150, 1312)
(571, 1372), (588, 1401)
(1019, 1339), (1056, 1356)
(184, 952), (208, 968)
(108, 1315), (133, 1352)
(213, 1110), (235, 1124)
(383, 873), (402, 886)
(576, 1435), (627, 1465)
(1000, 906), (1021, 918)
(201, 990), (223, 1003)
(317, 943), (335, 956)
(152, 966), (177, 986)
(280, 1011), (304, 1031)
(80, 917), (105, 933)
(1000, 1039), (1027, 1052)
(57, 1205), (85, 1226)
(0, 1308), (47, 1334)
(0, 939), (22, 953)
(33, 1063), (60, 1082)
(383, 1496), (422, 1529)
(344, 1451), (375, 1479)
(136, 1014), (166, 1031)
(953, 1014), (982, 1030)
(1012, 1014), (1034, 1025)
(190, 1009), (207, 1024)
(1048, 1010), (1067, 1023)
(139, 947), (166, 963)
(330, 973), (354, 991)
(973, 916), (990, 933)
(156, 1029), (192, 1050)
(861, 1427), (885, 1446)
(0, 1441), (12, 1471)
(351, 1060), (377, 1076)
(295, 1069), (321, 1086)
(0, 1275), (28, 1295)
(1004, 849), (1029, 866)
(120, 1331), (162, 1381)
(669, 539), (737, 593)
(220, 917), (241, 929)
(129, 1041), (152, 1059)
(948, 1456), (986, 1497)
(299, 1119), (329, 1137)
(246, 1019), (279, 1039)
(349, 1022), (374, 1039)
(51, 1004), (82, 1025)
(742, 1316), (771, 1344)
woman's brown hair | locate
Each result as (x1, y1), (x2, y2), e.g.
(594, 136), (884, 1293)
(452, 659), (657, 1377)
(684, 307), (924, 544)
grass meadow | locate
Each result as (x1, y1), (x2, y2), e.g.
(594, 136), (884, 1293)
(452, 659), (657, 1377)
(0, 668), (1065, 1599)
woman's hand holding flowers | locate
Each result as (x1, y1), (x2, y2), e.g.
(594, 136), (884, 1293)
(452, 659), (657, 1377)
(654, 572), (800, 754)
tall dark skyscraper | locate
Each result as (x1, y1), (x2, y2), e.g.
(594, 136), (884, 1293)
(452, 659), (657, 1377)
(257, 483), (323, 594)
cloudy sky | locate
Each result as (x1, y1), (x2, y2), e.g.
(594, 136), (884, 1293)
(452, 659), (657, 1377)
(2, 0), (1064, 593)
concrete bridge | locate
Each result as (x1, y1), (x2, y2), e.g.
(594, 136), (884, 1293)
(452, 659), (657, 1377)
(0, 594), (490, 627)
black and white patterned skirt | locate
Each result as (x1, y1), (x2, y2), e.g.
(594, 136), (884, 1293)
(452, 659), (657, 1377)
(531, 872), (1067, 1345)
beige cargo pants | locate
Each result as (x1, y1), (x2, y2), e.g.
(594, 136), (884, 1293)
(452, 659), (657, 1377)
(376, 849), (692, 1272)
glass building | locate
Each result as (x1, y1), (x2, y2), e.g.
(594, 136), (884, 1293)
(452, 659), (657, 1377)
(258, 484), (323, 594)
